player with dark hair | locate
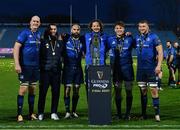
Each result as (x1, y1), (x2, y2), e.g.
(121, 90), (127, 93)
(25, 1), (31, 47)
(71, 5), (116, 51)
(166, 40), (177, 87)
(38, 24), (63, 120)
(88, 19), (104, 33)
(84, 19), (108, 100)
(135, 20), (163, 122)
(108, 21), (135, 120)
(85, 19), (108, 66)
(62, 24), (85, 119)
(13, 16), (41, 122)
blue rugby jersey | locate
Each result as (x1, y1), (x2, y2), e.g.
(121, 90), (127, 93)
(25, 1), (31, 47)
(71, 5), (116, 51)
(16, 29), (41, 67)
(167, 46), (176, 65)
(85, 32), (108, 65)
(63, 34), (85, 66)
(108, 35), (135, 65)
(135, 32), (161, 69)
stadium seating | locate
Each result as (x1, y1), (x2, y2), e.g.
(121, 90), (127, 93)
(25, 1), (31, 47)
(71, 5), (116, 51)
(0, 25), (178, 50)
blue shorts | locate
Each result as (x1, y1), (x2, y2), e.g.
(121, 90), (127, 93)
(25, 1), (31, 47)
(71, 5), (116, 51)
(62, 65), (84, 85)
(113, 64), (134, 82)
(18, 66), (39, 84)
(136, 68), (157, 82)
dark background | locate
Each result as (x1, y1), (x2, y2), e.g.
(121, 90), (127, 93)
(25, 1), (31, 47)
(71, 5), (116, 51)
(0, 0), (180, 29)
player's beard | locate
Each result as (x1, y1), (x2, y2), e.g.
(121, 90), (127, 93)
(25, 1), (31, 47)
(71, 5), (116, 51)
(72, 33), (80, 39)
(49, 35), (57, 41)
(167, 45), (171, 48)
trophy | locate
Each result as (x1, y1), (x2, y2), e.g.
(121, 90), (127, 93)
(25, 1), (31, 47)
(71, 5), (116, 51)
(116, 38), (123, 56)
(92, 34), (100, 65)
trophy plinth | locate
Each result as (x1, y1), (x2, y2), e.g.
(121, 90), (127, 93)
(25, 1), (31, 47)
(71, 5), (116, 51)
(92, 48), (100, 66)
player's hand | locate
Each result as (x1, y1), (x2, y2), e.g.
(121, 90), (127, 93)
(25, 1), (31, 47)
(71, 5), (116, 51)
(15, 64), (22, 73)
(155, 65), (161, 74)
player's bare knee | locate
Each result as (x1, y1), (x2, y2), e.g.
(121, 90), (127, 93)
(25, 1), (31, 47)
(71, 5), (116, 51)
(65, 85), (71, 97)
(141, 88), (148, 95)
(28, 90), (36, 95)
(28, 85), (36, 95)
(19, 86), (27, 95)
(150, 87), (159, 98)
(142, 89), (148, 95)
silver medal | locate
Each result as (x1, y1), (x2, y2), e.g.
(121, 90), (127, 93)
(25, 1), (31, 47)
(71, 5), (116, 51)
(52, 52), (55, 55)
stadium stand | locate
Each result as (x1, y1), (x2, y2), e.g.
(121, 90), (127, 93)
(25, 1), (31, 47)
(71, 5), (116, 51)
(0, 25), (178, 49)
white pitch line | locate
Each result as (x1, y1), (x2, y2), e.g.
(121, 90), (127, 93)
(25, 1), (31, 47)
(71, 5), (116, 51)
(1, 124), (180, 129)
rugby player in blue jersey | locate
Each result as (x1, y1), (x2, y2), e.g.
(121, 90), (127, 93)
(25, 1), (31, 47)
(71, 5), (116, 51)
(85, 19), (108, 66)
(108, 21), (135, 120)
(84, 19), (108, 100)
(135, 20), (163, 122)
(13, 16), (41, 122)
(62, 24), (85, 119)
(166, 40), (177, 87)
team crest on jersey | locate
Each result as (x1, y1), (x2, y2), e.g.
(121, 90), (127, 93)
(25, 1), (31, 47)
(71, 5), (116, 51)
(67, 41), (71, 44)
(29, 35), (33, 38)
(112, 41), (116, 45)
(146, 37), (150, 41)
(124, 40), (128, 44)
(89, 38), (92, 41)
(57, 43), (60, 47)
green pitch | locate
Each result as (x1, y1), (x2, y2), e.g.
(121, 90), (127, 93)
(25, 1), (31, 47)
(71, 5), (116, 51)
(0, 58), (180, 129)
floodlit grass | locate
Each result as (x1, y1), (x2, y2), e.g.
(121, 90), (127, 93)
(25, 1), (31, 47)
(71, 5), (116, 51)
(0, 58), (180, 129)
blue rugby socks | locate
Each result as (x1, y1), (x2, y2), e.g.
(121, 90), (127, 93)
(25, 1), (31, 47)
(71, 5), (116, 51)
(64, 96), (70, 112)
(72, 95), (79, 113)
(152, 97), (160, 115)
(28, 94), (35, 115)
(17, 95), (24, 115)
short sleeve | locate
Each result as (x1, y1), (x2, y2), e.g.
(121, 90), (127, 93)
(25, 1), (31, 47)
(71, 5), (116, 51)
(153, 34), (161, 46)
(16, 30), (27, 44)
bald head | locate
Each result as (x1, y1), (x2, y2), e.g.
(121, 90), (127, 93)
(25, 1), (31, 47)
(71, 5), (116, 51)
(31, 15), (40, 21)
(173, 42), (179, 48)
(71, 24), (80, 39)
(30, 15), (41, 32)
